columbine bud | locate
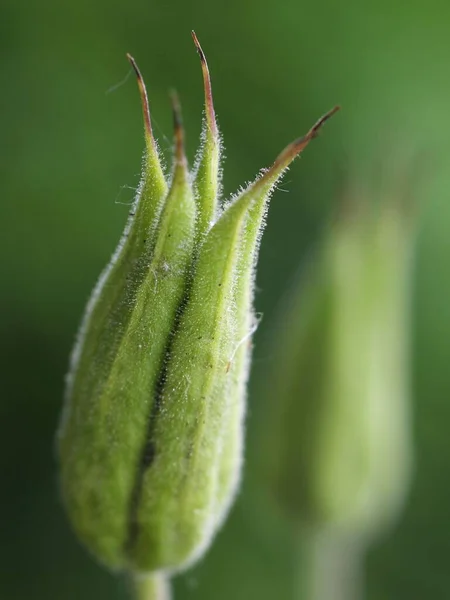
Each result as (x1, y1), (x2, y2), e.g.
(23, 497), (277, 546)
(265, 178), (415, 538)
(57, 32), (339, 575)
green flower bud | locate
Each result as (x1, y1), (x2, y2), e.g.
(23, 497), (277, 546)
(265, 179), (415, 538)
(57, 33), (339, 575)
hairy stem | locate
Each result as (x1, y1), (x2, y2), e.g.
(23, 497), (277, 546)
(132, 573), (171, 600)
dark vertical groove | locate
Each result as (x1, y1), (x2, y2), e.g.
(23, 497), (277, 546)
(125, 287), (192, 556)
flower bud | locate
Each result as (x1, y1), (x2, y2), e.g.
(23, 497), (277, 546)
(265, 179), (415, 538)
(57, 34), (339, 574)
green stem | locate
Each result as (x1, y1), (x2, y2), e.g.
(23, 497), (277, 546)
(132, 573), (171, 600)
(296, 527), (365, 600)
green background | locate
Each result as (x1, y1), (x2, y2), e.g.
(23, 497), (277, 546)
(2, 0), (450, 598)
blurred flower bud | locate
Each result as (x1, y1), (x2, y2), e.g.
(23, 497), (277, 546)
(57, 34), (338, 575)
(266, 178), (415, 539)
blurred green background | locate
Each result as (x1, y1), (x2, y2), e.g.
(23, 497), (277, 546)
(2, 0), (450, 598)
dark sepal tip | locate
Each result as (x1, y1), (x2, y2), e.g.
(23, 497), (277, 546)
(310, 105), (341, 138)
(263, 105), (341, 181)
(191, 30), (217, 138)
(290, 105), (341, 151)
(170, 91), (185, 162)
(170, 91), (183, 131)
(126, 53), (141, 78)
(191, 30), (206, 62)
(126, 53), (154, 142)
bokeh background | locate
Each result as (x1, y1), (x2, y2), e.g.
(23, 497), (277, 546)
(2, 0), (450, 598)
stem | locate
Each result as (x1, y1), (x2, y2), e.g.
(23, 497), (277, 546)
(296, 527), (365, 600)
(132, 573), (172, 600)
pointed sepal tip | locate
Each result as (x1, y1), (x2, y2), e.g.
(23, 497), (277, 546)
(191, 31), (218, 138)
